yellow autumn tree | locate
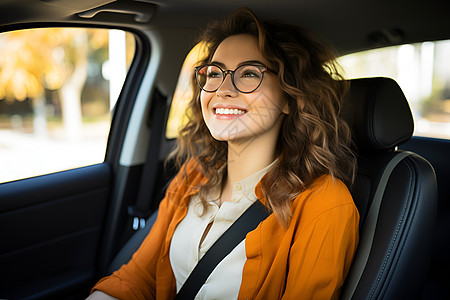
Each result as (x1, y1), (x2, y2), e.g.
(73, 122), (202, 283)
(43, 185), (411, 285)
(0, 28), (108, 138)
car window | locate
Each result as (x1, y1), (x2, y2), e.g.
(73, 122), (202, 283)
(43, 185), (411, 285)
(0, 28), (135, 183)
(166, 42), (206, 139)
(338, 40), (450, 139)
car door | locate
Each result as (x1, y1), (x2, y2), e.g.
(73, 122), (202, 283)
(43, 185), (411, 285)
(0, 26), (146, 299)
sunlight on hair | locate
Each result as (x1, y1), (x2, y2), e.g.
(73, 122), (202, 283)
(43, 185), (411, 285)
(166, 42), (208, 139)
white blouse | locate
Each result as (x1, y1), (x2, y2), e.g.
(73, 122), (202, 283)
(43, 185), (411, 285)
(169, 161), (276, 299)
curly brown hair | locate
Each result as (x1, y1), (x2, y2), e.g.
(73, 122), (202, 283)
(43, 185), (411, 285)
(169, 7), (356, 228)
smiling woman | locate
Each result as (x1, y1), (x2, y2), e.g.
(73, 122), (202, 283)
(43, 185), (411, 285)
(89, 7), (359, 300)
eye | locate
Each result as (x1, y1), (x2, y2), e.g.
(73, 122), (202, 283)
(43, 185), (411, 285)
(207, 71), (222, 78)
(238, 66), (261, 79)
(204, 66), (223, 79)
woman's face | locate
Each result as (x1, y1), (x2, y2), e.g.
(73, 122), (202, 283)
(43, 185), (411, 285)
(200, 34), (288, 145)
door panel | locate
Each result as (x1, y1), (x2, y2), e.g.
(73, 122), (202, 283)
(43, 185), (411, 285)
(0, 163), (112, 299)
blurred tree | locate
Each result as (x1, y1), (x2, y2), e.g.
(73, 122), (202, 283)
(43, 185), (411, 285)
(0, 28), (108, 138)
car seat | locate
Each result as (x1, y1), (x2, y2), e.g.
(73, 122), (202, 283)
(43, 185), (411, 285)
(107, 77), (438, 300)
(340, 77), (437, 300)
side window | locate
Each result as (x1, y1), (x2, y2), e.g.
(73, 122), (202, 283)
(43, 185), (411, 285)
(166, 43), (206, 139)
(338, 40), (450, 139)
(0, 28), (135, 183)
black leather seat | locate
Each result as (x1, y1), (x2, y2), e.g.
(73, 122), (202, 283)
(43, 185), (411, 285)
(341, 77), (437, 300)
(108, 77), (438, 299)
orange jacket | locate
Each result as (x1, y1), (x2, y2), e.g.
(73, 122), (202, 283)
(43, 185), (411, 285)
(92, 159), (359, 299)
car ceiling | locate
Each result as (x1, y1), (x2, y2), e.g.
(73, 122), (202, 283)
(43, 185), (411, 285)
(0, 0), (449, 55)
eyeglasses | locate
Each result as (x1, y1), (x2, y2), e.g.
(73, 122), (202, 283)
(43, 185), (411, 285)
(194, 64), (276, 93)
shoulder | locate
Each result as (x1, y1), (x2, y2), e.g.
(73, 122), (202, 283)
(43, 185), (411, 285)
(301, 174), (353, 207)
(290, 175), (358, 227)
(168, 158), (205, 187)
(310, 175), (352, 201)
(164, 158), (207, 205)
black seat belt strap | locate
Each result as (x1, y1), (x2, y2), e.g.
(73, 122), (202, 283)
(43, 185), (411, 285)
(129, 88), (167, 230)
(174, 200), (271, 300)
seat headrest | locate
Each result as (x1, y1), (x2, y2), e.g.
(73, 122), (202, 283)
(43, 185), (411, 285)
(342, 77), (414, 153)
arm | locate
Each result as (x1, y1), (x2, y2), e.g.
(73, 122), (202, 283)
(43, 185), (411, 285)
(90, 174), (186, 299)
(89, 195), (173, 299)
(89, 159), (201, 299)
(282, 203), (359, 300)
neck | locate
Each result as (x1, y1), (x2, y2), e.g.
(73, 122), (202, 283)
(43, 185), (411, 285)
(219, 140), (276, 205)
(219, 115), (284, 205)
(226, 133), (278, 185)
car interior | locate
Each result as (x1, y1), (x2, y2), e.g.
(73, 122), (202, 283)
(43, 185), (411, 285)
(0, 0), (449, 299)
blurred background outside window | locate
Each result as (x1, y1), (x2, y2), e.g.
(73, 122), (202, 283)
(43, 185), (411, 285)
(0, 28), (135, 183)
(338, 40), (450, 139)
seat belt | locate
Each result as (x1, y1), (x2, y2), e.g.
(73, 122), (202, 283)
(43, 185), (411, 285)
(341, 151), (413, 300)
(174, 200), (271, 300)
(129, 88), (167, 230)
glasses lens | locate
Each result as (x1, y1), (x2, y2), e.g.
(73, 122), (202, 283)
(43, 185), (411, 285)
(197, 65), (223, 92)
(234, 65), (263, 93)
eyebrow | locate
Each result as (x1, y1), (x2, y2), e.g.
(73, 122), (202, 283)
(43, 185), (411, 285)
(209, 60), (267, 69)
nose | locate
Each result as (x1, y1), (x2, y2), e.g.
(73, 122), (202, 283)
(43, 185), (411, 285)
(216, 72), (239, 98)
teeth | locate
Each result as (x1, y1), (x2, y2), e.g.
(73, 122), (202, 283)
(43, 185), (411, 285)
(215, 108), (246, 115)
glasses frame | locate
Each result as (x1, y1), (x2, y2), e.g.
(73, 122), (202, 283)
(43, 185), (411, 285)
(194, 63), (276, 93)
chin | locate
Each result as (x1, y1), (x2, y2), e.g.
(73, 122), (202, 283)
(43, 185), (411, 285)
(209, 133), (231, 142)
(210, 133), (252, 146)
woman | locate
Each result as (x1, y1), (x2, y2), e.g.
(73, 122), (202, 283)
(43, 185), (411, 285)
(88, 7), (359, 300)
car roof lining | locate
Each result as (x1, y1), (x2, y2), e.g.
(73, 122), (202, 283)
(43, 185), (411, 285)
(1, 0), (449, 55)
